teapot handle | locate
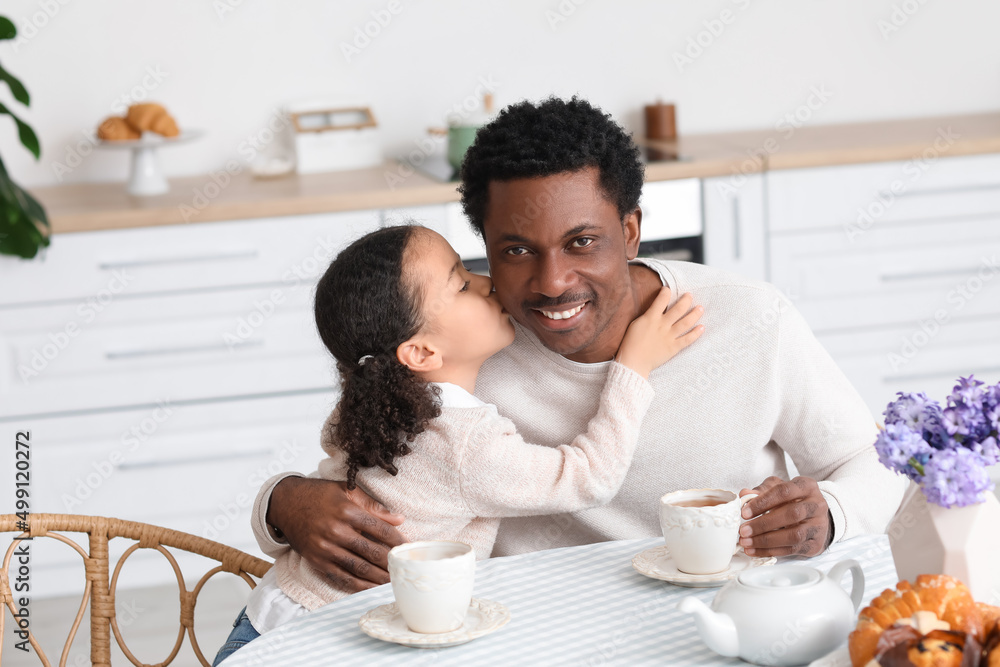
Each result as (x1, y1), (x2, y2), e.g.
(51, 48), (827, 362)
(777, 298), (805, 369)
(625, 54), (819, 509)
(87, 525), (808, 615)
(826, 559), (865, 612)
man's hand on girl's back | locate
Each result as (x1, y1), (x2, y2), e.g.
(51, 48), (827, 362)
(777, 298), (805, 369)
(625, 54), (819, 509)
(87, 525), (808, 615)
(269, 476), (407, 593)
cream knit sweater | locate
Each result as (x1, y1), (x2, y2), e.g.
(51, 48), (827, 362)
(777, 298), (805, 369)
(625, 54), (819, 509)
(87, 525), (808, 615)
(253, 258), (906, 562)
(270, 362), (653, 611)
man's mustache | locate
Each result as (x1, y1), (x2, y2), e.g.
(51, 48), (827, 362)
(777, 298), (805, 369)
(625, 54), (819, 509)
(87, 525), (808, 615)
(522, 292), (597, 311)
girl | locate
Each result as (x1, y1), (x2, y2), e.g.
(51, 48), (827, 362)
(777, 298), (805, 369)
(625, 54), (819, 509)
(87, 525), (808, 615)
(245, 224), (703, 634)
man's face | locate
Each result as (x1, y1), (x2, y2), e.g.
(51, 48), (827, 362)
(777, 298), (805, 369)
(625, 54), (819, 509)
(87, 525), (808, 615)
(482, 167), (641, 361)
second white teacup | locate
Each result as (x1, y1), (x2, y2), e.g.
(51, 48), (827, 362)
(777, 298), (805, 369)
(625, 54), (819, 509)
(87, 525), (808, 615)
(659, 488), (756, 575)
(387, 540), (475, 634)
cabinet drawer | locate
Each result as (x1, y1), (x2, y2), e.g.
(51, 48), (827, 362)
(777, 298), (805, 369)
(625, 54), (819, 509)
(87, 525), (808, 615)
(768, 153), (1000, 233)
(770, 218), (1000, 332)
(29, 421), (325, 522)
(0, 210), (382, 307)
(0, 304), (332, 418)
(0, 393), (332, 595)
(817, 315), (1000, 419)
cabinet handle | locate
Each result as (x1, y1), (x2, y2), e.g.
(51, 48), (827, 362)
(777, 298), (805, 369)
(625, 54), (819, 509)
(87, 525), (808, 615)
(880, 266), (990, 282)
(117, 447), (273, 471)
(98, 249), (259, 270)
(878, 183), (1000, 199)
(731, 196), (742, 260)
(105, 339), (263, 360)
(887, 364), (1000, 383)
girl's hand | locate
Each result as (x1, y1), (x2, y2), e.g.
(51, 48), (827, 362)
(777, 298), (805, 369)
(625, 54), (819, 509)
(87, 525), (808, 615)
(616, 289), (704, 378)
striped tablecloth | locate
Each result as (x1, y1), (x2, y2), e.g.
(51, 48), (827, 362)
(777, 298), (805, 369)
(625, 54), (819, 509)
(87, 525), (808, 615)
(225, 535), (898, 666)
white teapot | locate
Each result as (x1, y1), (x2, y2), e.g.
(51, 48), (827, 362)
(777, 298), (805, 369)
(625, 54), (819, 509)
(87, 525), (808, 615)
(677, 559), (864, 666)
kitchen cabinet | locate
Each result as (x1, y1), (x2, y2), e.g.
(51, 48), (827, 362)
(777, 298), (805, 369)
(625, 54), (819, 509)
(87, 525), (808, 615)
(702, 174), (766, 281)
(0, 208), (384, 595)
(703, 154), (1000, 495)
(9, 148), (1000, 595)
(704, 153), (1000, 422)
(767, 152), (1000, 415)
(10, 393), (333, 598)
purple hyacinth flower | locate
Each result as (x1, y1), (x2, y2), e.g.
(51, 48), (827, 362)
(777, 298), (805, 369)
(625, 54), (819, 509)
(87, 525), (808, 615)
(884, 392), (933, 430)
(875, 423), (933, 480)
(972, 436), (1000, 467)
(921, 447), (995, 508)
(949, 375), (986, 410)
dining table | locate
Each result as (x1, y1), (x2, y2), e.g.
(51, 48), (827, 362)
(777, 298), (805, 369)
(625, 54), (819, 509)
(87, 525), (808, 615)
(224, 534), (898, 666)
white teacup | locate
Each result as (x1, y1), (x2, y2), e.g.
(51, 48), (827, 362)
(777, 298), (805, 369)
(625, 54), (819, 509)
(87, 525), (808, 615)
(387, 541), (475, 634)
(659, 488), (757, 575)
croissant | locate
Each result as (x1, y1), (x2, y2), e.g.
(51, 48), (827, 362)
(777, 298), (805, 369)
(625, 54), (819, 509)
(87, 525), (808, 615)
(849, 575), (984, 667)
(981, 603), (1000, 639)
(985, 627), (1000, 667)
(97, 116), (140, 141)
(125, 103), (180, 137)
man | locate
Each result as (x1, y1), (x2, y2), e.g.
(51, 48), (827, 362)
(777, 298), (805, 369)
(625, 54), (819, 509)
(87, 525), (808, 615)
(250, 96), (902, 615)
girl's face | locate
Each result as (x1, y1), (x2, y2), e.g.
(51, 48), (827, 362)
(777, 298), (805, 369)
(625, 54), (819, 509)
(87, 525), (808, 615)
(407, 229), (515, 368)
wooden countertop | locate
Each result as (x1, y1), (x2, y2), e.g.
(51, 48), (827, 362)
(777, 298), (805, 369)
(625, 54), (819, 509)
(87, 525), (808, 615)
(32, 111), (1000, 234)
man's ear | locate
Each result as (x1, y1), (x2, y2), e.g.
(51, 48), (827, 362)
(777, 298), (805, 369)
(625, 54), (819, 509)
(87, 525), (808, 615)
(396, 335), (443, 373)
(623, 207), (642, 260)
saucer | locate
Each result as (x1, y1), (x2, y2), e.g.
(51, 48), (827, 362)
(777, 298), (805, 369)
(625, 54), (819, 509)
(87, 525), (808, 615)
(631, 546), (776, 587)
(358, 597), (511, 648)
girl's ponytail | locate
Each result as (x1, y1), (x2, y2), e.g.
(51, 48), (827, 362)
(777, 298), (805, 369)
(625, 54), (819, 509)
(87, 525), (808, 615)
(314, 225), (441, 489)
(334, 352), (440, 489)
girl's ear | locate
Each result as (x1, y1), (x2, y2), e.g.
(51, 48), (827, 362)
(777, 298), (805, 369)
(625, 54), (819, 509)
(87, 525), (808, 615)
(396, 335), (442, 373)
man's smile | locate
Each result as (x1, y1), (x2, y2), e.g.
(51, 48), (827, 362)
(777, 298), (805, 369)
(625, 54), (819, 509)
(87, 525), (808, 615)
(530, 301), (589, 330)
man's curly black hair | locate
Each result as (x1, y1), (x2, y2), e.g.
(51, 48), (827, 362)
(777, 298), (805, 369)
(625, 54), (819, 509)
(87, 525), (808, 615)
(458, 96), (645, 239)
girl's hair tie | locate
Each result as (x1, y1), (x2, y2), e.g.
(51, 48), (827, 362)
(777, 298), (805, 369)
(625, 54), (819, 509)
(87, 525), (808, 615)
(357, 354), (375, 366)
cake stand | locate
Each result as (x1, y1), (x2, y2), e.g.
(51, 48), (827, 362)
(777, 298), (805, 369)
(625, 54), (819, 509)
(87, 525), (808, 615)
(94, 130), (203, 196)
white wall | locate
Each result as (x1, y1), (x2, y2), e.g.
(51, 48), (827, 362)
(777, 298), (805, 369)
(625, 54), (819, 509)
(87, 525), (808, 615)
(1, 0), (998, 188)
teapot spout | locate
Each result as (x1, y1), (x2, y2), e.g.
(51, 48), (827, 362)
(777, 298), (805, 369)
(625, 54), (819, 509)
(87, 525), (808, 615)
(677, 597), (739, 658)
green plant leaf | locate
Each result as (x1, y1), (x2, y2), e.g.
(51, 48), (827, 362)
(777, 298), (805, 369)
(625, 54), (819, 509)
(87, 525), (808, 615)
(0, 154), (49, 230)
(0, 204), (48, 259)
(0, 154), (22, 207)
(0, 64), (30, 106)
(0, 101), (40, 159)
(13, 181), (49, 229)
(0, 153), (50, 259)
(0, 17), (16, 41)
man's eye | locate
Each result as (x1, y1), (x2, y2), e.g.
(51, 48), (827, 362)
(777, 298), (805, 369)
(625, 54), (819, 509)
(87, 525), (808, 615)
(572, 237), (594, 248)
(460, 280), (470, 292)
(505, 247), (529, 256)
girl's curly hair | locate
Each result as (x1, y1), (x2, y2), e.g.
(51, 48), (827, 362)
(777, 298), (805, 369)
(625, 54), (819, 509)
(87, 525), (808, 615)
(314, 224), (441, 489)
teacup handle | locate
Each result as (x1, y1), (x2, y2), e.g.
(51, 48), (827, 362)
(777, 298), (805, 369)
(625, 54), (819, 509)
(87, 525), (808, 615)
(826, 559), (865, 611)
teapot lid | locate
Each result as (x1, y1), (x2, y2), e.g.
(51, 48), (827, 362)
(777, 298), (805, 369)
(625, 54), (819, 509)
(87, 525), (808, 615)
(737, 564), (821, 589)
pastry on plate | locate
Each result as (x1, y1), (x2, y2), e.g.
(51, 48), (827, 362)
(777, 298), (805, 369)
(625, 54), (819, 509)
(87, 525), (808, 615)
(97, 116), (140, 141)
(125, 103), (180, 137)
(848, 575), (986, 666)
